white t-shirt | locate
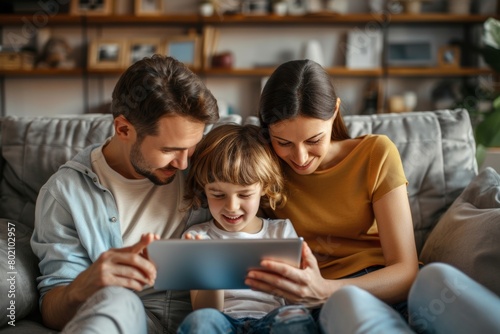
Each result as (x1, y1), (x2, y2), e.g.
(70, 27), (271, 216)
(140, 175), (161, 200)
(91, 142), (189, 246)
(182, 218), (298, 319)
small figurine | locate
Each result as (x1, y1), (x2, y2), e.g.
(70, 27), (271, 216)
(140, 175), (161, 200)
(36, 37), (74, 69)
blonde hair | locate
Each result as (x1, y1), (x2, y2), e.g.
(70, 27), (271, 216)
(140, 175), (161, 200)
(185, 124), (286, 210)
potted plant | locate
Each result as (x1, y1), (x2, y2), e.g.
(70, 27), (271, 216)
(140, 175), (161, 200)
(475, 95), (500, 166)
(474, 18), (500, 166)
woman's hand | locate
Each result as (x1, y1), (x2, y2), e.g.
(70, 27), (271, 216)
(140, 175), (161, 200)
(245, 241), (339, 308)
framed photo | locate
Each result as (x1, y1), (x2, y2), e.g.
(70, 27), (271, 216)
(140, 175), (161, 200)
(88, 39), (126, 69)
(164, 35), (201, 69)
(346, 30), (383, 69)
(70, 0), (113, 15)
(386, 39), (435, 67)
(127, 39), (162, 65)
(134, 0), (164, 16)
(438, 46), (461, 68)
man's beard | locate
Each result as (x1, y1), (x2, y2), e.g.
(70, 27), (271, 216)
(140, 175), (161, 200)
(130, 142), (177, 185)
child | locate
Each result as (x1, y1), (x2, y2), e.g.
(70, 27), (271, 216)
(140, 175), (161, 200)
(177, 124), (318, 334)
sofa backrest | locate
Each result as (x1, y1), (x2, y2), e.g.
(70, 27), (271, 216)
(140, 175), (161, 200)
(344, 109), (478, 252)
(0, 109), (477, 254)
(0, 114), (114, 229)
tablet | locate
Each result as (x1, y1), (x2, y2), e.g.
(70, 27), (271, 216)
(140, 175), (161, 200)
(148, 238), (303, 290)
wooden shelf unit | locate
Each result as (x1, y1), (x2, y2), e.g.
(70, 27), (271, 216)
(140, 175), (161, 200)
(0, 12), (496, 115)
(1, 13), (493, 76)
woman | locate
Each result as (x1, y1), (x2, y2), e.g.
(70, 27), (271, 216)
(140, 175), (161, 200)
(245, 59), (419, 319)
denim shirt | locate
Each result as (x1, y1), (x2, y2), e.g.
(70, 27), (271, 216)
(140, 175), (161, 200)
(31, 144), (208, 306)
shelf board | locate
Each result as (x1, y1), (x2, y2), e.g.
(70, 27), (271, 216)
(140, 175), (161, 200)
(203, 68), (276, 76)
(1, 67), (489, 77)
(5, 67), (486, 77)
(203, 67), (383, 76)
(85, 14), (200, 25)
(87, 68), (126, 75)
(0, 14), (200, 26)
(0, 68), (83, 76)
(328, 67), (383, 76)
(388, 13), (494, 23)
(201, 13), (385, 25)
(1, 13), (494, 26)
(387, 67), (493, 76)
(0, 14), (83, 25)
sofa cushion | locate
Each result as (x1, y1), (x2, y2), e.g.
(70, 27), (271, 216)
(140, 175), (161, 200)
(345, 109), (477, 253)
(0, 115), (114, 229)
(0, 219), (40, 328)
(420, 167), (500, 296)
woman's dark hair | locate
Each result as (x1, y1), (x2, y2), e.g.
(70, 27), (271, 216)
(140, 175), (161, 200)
(258, 59), (349, 140)
(111, 54), (219, 140)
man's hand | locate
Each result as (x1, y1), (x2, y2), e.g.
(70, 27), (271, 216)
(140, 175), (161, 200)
(41, 233), (160, 330)
(71, 233), (160, 300)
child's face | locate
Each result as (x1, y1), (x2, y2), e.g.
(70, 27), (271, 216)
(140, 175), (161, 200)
(205, 181), (264, 233)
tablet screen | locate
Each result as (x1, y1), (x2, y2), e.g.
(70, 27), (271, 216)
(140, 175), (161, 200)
(148, 238), (303, 290)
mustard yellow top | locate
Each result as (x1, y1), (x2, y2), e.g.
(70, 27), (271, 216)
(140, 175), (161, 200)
(264, 135), (408, 279)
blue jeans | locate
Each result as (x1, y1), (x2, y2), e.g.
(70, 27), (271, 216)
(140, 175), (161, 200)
(177, 305), (319, 334)
(62, 286), (148, 334)
(319, 263), (500, 334)
(61, 287), (191, 334)
(343, 265), (409, 320)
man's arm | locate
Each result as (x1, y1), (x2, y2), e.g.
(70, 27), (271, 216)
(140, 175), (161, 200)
(40, 234), (158, 330)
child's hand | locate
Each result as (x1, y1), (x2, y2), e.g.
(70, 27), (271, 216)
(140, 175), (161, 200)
(183, 232), (208, 240)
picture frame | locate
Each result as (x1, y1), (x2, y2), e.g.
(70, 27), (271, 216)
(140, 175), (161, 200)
(88, 39), (127, 69)
(69, 0), (113, 15)
(164, 35), (201, 69)
(346, 30), (383, 69)
(134, 0), (164, 16)
(127, 39), (162, 65)
(386, 39), (435, 67)
(438, 45), (461, 68)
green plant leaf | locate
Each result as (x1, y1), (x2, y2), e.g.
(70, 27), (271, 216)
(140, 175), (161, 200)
(480, 45), (500, 72)
(494, 95), (500, 111)
(484, 18), (500, 49)
(476, 143), (487, 167)
(475, 105), (500, 147)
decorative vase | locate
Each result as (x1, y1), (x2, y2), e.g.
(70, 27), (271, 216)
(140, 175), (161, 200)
(273, 2), (287, 16)
(326, 0), (349, 14)
(199, 2), (214, 16)
(448, 0), (471, 14)
(369, 0), (386, 13)
(404, 0), (422, 14)
(211, 52), (234, 69)
(302, 40), (325, 67)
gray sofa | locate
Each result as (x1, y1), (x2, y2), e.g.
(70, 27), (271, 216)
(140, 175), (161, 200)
(1, 109), (499, 333)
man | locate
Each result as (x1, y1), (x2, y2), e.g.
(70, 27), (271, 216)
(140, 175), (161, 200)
(31, 55), (219, 333)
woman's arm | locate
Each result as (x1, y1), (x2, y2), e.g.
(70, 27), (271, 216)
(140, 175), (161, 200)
(246, 185), (418, 306)
(190, 290), (224, 310)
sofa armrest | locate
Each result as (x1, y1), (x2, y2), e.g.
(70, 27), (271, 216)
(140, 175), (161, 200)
(0, 219), (40, 329)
